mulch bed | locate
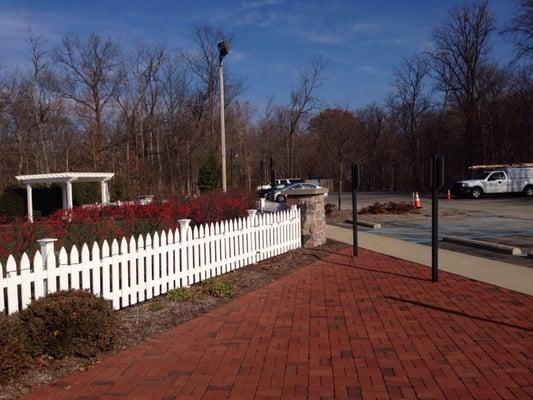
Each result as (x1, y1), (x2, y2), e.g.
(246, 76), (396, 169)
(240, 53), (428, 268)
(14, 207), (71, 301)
(0, 240), (347, 400)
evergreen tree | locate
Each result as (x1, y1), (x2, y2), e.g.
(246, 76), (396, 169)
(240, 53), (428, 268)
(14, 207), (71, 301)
(197, 151), (222, 192)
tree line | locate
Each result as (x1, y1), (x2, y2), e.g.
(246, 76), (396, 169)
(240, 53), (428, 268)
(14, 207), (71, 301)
(0, 0), (531, 202)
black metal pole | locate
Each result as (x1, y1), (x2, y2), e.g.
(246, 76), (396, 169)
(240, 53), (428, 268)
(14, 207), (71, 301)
(392, 160), (398, 192)
(270, 157), (275, 201)
(431, 154), (439, 282)
(351, 162), (358, 257)
(229, 149), (234, 188)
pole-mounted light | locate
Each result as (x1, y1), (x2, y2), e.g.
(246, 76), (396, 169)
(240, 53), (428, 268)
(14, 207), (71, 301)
(218, 40), (229, 64)
(218, 40), (229, 192)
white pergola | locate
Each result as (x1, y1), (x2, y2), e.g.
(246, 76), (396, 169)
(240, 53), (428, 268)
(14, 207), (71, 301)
(15, 172), (114, 222)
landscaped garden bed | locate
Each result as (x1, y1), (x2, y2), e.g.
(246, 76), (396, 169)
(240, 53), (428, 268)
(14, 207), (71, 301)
(0, 239), (346, 400)
(0, 191), (252, 263)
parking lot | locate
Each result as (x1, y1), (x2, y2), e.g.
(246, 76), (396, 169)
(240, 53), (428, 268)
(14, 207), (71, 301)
(327, 192), (533, 267)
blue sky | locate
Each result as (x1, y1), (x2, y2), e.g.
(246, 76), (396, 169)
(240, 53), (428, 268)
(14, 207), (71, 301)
(0, 0), (516, 110)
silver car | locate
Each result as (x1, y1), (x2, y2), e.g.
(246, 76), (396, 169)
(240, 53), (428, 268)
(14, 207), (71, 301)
(266, 182), (325, 202)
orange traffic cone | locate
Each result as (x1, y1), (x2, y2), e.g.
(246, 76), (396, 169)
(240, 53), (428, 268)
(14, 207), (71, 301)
(447, 189), (451, 200)
(415, 192), (421, 208)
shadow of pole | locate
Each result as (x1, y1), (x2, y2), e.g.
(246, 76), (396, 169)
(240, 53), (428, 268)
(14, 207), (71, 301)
(385, 295), (533, 332)
(303, 251), (429, 283)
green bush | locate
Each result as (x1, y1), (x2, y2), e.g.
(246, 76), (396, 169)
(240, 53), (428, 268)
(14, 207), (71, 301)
(167, 287), (194, 302)
(20, 290), (118, 359)
(197, 151), (222, 192)
(0, 313), (30, 384)
(73, 182), (99, 206)
(0, 185), (25, 218)
(207, 278), (237, 298)
(0, 185), (64, 219)
(148, 301), (165, 312)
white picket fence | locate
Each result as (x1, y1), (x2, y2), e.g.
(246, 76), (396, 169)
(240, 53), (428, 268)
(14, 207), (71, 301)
(0, 207), (301, 315)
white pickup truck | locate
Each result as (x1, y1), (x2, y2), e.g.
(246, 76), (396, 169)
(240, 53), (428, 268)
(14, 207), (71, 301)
(452, 166), (533, 198)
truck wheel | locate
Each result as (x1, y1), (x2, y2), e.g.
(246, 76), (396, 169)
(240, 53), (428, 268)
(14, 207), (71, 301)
(471, 187), (483, 199)
(524, 186), (533, 197)
(276, 194), (286, 202)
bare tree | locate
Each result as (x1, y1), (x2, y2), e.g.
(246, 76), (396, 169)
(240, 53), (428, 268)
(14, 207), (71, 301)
(388, 54), (431, 189)
(281, 57), (325, 176)
(185, 25), (227, 147)
(428, 0), (495, 166)
(54, 33), (123, 168)
(309, 108), (359, 210)
(358, 103), (385, 190)
(503, 0), (533, 62)
(27, 31), (58, 173)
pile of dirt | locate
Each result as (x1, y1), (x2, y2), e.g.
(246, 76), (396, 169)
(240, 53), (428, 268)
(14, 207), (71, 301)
(358, 201), (419, 215)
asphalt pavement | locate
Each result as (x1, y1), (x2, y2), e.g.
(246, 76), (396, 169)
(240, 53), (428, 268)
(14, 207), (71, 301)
(327, 192), (533, 266)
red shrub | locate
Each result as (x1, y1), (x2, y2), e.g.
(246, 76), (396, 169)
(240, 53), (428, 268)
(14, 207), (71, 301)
(0, 192), (253, 262)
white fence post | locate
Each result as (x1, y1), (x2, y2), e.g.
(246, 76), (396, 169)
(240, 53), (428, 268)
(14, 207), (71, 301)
(247, 209), (257, 263)
(37, 238), (57, 270)
(178, 219), (191, 287)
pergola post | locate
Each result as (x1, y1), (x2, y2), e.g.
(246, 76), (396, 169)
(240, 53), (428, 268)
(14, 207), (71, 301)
(66, 181), (73, 209)
(100, 181), (109, 205)
(26, 184), (33, 223)
(61, 183), (67, 209)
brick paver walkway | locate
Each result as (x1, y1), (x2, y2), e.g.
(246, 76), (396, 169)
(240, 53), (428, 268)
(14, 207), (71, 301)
(24, 248), (533, 400)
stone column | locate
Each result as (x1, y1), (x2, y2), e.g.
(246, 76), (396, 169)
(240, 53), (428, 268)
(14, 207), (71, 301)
(286, 188), (328, 248)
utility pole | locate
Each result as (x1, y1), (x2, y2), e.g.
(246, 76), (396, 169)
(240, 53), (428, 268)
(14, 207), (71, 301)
(218, 41), (229, 192)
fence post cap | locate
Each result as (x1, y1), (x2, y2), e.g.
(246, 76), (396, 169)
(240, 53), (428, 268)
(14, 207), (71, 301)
(247, 209), (257, 218)
(178, 219), (191, 228)
(37, 238), (58, 245)
(290, 204), (298, 210)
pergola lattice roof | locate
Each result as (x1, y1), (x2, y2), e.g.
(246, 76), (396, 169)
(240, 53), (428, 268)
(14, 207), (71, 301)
(16, 172), (114, 185)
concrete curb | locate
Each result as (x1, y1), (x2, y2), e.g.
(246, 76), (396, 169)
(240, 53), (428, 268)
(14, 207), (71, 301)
(344, 219), (382, 229)
(442, 235), (522, 256)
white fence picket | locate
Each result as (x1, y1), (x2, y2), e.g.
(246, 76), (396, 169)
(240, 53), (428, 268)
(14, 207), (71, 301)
(0, 209), (301, 314)
(20, 253), (31, 310)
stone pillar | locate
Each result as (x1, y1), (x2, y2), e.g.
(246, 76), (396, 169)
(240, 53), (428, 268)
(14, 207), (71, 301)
(286, 188), (328, 248)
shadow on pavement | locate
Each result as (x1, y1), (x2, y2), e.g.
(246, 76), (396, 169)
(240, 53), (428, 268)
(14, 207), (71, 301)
(385, 295), (533, 332)
(304, 248), (429, 283)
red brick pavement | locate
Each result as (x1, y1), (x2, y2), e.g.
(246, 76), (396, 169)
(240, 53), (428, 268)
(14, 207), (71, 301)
(23, 248), (533, 400)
